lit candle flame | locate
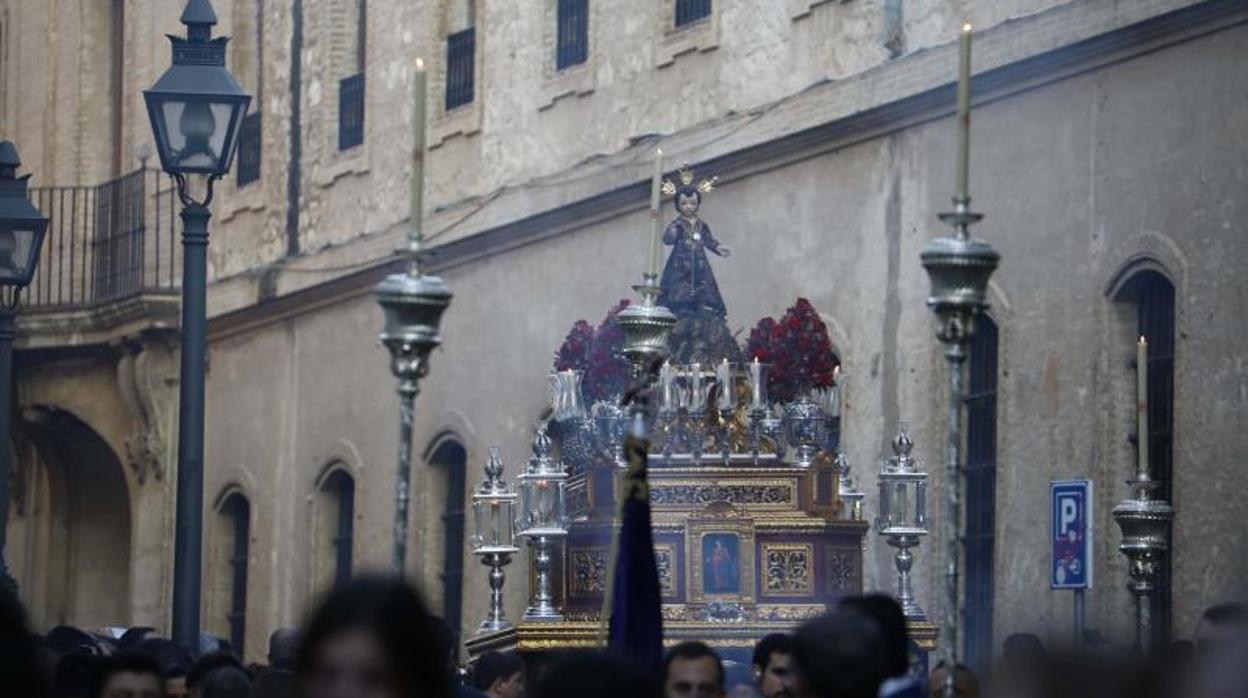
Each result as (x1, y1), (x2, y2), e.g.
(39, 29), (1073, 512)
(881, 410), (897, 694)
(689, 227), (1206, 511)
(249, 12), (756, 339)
(963, 22), (972, 33)
(416, 57), (424, 70)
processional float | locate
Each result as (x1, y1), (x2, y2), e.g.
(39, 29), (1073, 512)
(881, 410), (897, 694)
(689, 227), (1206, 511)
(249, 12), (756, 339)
(464, 157), (937, 670)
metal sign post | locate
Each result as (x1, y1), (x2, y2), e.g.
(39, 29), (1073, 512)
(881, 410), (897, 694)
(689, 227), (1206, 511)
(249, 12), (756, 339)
(1052, 480), (1093, 645)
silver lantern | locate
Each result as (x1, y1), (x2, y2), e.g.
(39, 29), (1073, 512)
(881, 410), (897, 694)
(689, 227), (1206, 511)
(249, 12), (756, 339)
(875, 424), (929, 619)
(517, 426), (569, 621)
(471, 446), (520, 633)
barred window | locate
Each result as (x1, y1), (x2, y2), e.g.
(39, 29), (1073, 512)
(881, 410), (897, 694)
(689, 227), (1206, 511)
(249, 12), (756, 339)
(556, 0), (589, 70)
(429, 440), (467, 656)
(219, 492), (251, 656)
(675, 0), (712, 27)
(964, 316), (998, 673)
(445, 27), (476, 110)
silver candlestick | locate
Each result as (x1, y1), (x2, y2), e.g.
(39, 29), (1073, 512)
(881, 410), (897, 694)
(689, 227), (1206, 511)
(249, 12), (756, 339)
(471, 446), (519, 633)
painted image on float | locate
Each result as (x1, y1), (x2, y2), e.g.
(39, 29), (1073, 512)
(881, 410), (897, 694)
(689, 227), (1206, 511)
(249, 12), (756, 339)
(702, 533), (740, 594)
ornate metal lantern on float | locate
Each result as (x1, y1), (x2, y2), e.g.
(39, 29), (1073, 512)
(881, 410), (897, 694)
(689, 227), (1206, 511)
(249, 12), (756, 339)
(875, 424), (929, 620)
(516, 428), (569, 622)
(471, 447), (521, 634)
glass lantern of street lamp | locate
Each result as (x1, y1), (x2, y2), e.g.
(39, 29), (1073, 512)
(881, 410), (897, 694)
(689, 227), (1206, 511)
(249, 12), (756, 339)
(0, 142), (49, 289)
(143, 0), (251, 177)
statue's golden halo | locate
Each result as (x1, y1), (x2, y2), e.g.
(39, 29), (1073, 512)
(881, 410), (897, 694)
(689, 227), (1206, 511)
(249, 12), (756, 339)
(661, 166), (718, 198)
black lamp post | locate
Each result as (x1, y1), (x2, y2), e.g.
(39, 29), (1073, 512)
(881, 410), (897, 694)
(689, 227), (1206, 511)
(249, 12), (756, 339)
(0, 141), (49, 597)
(144, 0), (249, 651)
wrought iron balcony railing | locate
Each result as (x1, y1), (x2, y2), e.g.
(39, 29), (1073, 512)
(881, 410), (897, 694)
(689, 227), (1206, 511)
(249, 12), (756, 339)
(21, 168), (180, 311)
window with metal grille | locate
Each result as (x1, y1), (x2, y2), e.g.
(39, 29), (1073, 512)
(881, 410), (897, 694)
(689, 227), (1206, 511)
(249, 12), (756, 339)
(338, 72), (365, 150)
(236, 111), (261, 186)
(675, 0), (712, 27)
(556, 0), (589, 70)
(323, 470), (356, 589)
(445, 28), (476, 110)
(963, 316), (998, 673)
(430, 440), (467, 656)
(222, 493), (250, 656)
(1116, 270), (1175, 645)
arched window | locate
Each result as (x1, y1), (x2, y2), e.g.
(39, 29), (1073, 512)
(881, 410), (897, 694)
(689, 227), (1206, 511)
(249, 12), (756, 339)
(428, 439), (467, 649)
(214, 491), (251, 656)
(1114, 269), (1175, 643)
(317, 469), (356, 590)
(964, 316), (998, 672)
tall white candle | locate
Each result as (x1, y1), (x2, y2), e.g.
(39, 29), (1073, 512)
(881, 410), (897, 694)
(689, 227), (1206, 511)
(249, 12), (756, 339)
(750, 358), (765, 410)
(647, 148), (664, 278)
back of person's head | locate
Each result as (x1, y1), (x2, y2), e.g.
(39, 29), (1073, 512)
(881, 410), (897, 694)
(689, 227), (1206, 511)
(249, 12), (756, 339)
(0, 586), (48, 698)
(118, 627), (156, 653)
(537, 651), (661, 698)
(186, 652), (245, 691)
(267, 627), (300, 671)
(794, 608), (890, 698)
(198, 665), (251, 698)
(751, 634), (795, 673)
(133, 638), (193, 680)
(252, 669), (295, 698)
(46, 626), (103, 657)
(91, 653), (163, 698)
(1196, 602), (1248, 656)
(927, 662), (978, 698)
(838, 595), (909, 678)
(1001, 633), (1046, 663)
(296, 574), (451, 698)
(471, 651), (525, 693)
(53, 653), (99, 698)
(664, 641), (725, 696)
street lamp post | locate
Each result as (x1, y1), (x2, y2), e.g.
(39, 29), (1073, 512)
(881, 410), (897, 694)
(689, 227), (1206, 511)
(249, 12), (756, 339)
(143, 0), (250, 651)
(0, 141), (50, 598)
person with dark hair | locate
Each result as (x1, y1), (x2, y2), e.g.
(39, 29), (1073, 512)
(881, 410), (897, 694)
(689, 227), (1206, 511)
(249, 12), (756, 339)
(54, 653), (100, 698)
(0, 585), (49, 698)
(1194, 602), (1248, 656)
(186, 652), (246, 698)
(663, 641), (724, 698)
(793, 607), (890, 698)
(197, 665), (251, 698)
(268, 627), (300, 671)
(926, 663), (978, 698)
(46, 626), (105, 658)
(132, 638), (193, 698)
(536, 651), (661, 698)
(751, 634), (795, 698)
(118, 628), (157, 653)
(295, 574), (451, 698)
(92, 654), (163, 698)
(470, 651), (525, 698)
(838, 595), (919, 698)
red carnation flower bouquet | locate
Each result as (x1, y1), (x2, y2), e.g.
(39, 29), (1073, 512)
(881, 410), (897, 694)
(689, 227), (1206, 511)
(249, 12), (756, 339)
(744, 298), (838, 403)
(552, 299), (633, 404)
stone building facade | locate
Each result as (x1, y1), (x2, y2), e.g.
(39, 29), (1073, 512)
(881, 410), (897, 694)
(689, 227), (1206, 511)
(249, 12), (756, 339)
(2, 0), (1246, 665)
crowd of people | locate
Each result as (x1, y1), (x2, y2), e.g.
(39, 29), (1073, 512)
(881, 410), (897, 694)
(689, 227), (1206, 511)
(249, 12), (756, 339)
(3, 575), (1246, 698)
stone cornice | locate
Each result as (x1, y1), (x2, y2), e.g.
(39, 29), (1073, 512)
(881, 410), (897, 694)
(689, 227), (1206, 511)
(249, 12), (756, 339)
(205, 0), (1245, 342)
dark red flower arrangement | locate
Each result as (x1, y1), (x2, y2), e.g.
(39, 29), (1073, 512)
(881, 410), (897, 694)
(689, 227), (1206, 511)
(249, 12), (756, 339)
(552, 300), (633, 403)
(744, 298), (839, 403)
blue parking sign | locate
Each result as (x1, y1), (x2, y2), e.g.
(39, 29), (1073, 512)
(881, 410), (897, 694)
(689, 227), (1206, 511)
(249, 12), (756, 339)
(1051, 480), (1093, 589)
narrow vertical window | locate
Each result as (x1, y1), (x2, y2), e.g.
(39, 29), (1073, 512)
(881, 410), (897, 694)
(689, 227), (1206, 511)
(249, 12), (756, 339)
(556, 0), (589, 70)
(337, 0), (366, 150)
(222, 493), (251, 656)
(445, 28), (476, 110)
(1116, 270), (1176, 643)
(429, 440), (467, 653)
(675, 0), (712, 27)
(322, 470), (356, 589)
(963, 316), (998, 672)
(234, 0), (263, 184)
